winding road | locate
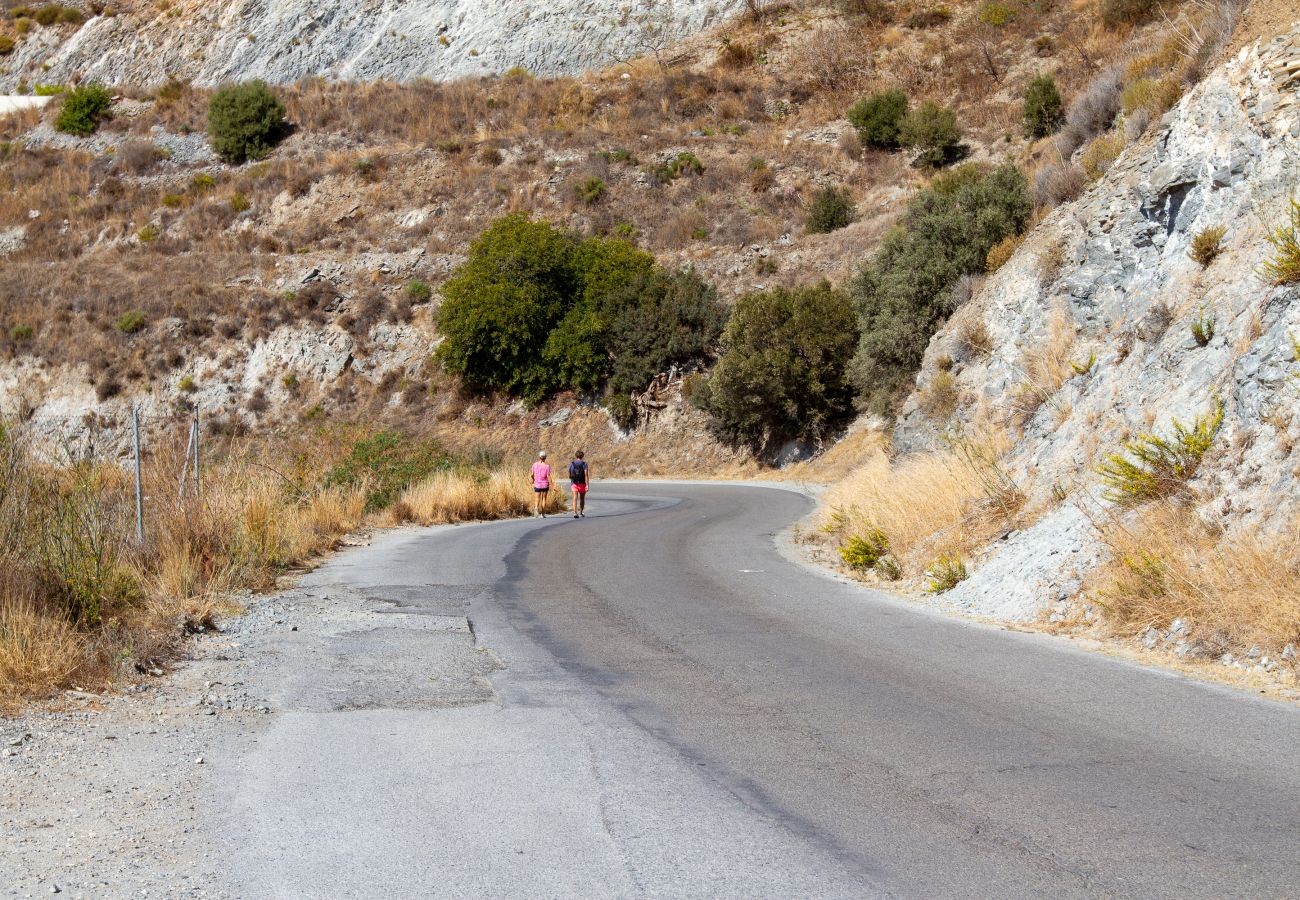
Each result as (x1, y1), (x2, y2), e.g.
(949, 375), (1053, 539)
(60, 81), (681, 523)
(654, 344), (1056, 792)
(213, 482), (1300, 898)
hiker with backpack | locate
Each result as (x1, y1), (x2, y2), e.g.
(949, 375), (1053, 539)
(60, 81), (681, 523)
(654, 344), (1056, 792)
(568, 450), (590, 518)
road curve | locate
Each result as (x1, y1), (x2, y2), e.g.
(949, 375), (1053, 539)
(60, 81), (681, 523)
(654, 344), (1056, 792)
(216, 482), (1300, 899)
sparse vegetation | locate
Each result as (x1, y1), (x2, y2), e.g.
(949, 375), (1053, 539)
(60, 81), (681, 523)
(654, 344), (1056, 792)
(1260, 197), (1300, 285)
(805, 185), (855, 234)
(55, 82), (111, 136)
(114, 309), (147, 334)
(839, 528), (891, 570)
(207, 80), (288, 164)
(1189, 224), (1226, 267)
(1097, 400), (1224, 505)
(926, 554), (968, 592)
(1190, 308), (1216, 347)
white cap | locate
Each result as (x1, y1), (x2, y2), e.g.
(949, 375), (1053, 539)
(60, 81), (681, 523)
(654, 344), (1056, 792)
(538, 450), (547, 459)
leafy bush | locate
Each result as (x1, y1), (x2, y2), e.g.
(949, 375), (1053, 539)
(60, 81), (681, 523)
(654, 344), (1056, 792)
(978, 1), (1014, 26)
(846, 89), (908, 149)
(325, 430), (453, 512)
(849, 163), (1031, 411)
(696, 281), (858, 454)
(926, 554), (968, 592)
(840, 528), (890, 570)
(1260, 197), (1300, 285)
(114, 309), (146, 334)
(806, 186), (856, 234)
(9, 324), (33, 341)
(1189, 224), (1226, 267)
(899, 101), (962, 167)
(437, 214), (726, 406)
(1097, 400), (1224, 505)
(1023, 75), (1064, 139)
(406, 279), (431, 302)
(55, 83), (111, 136)
(0, 36), (14, 55)
(207, 80), (288, 164)
(1101, 0), (1157, 27)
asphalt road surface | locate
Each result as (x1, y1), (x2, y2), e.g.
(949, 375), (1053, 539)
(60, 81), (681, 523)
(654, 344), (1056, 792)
(214, 482), (1300, 899)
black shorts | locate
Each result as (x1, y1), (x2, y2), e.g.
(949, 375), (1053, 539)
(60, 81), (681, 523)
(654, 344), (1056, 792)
(534, 486), (549, 493)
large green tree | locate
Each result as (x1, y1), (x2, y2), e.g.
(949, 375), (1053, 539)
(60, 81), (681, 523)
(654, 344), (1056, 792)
(698, 282), (859, 454)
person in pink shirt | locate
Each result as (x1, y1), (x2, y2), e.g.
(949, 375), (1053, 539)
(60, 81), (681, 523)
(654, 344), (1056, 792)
(530, 450), (552, 518)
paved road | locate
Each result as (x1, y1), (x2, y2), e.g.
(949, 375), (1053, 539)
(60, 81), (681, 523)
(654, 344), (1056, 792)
(213, 483), (1300, 898)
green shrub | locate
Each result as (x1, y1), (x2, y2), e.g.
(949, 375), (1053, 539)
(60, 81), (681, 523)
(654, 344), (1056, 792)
(651, 151), (704, 183)
(978, 1), (1014, 26)
(575, 176), (607, 204)
(55, 82), (111, 136)
(600, 148), (637, 165)
(1260, 197), (1300, 285)
(850, 163), (1031, 411)
(696, 281), (858, 454)
(806, 186), (856, 234)
(926, 555), (968, 592)
(1097, 400), (1224, 505)
(1101, 0), (1156, 27)
(437, 214), (725, 405)
(178, 375), (196, 393)
(9, 324), (33, 341)
(0, 36), (14, 55)
(33, 82), (66, 95)
(406, 279), (431, 302)
(114, 309), (147, 334)
(899, 101), (962, 167)
(190, 172), (216, 192)
(846, 89), (908, 149)
(1023, 75), (1064, 139)
(206, 80), (288, 164)
(1190, 309), (1216, 347)
(840, 528), (890, 570)
(135, 223), (158, 242)
(1189, 224), (1226, 267)
(325, 430), (453, 512)
(228, 192), (250, 213)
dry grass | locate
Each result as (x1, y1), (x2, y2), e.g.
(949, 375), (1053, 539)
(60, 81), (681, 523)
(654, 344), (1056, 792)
(1006, 306), (1076, 428)
(392, 468), (562, 524)
(0, 422), (549, 710)
(1088, 501), (1300, 657)
(819, 431), (1021, 577)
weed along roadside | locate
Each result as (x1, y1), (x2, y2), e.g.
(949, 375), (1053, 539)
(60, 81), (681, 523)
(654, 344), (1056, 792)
(0, 423), (559, 711)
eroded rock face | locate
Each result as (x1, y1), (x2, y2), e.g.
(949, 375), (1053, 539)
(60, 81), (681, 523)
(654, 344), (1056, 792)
(896, 29), (1300, 621)
(0, 0), (744, 90)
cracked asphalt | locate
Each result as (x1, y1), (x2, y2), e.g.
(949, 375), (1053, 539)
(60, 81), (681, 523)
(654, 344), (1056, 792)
(7, 482), (1300, 898)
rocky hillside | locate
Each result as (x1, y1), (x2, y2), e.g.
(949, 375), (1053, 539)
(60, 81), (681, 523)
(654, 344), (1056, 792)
(0, 0), (746, 89)
(811, 18), (1300, 680)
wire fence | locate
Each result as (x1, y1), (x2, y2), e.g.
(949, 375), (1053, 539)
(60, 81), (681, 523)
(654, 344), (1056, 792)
(10, 405), (204, 548)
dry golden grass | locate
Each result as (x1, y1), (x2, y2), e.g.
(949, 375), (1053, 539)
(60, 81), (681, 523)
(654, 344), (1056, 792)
(1088, 501), (1300, 656)
(392, 468), (562, 524)
(820, 438), (1019, 574)
(0, 594), (86, 713)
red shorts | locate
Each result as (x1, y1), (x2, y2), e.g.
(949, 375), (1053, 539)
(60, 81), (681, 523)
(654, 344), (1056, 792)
(571, 483), (588, 494)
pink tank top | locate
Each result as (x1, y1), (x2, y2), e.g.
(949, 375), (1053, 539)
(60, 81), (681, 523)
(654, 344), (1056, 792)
(531, 461), (551, 488)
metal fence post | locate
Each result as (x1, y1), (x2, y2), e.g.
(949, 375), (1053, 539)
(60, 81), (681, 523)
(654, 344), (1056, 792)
(193, 406), (201, 498)
(132, 405), (144, 545)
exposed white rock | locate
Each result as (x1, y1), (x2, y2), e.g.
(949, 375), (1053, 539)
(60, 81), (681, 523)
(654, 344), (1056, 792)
(897, 27), (1300, 620)
(0, 0), (745, 90)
